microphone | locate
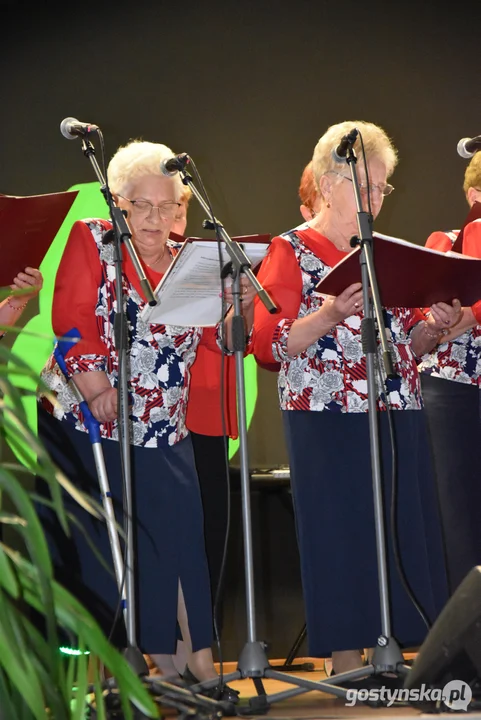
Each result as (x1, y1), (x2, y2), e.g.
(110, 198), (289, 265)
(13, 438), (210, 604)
(160, 153), (191, 176)
(60, 117), (99, 140)
(332, 128), (359, 163)
(457, 135), (481, 159)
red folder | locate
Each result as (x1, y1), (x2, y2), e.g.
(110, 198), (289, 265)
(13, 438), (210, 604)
(0, 190), (78, 286)
(316, 232), (481, 308)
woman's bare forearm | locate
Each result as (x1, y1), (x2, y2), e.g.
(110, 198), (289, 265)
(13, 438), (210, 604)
(71, 371), (112, 403)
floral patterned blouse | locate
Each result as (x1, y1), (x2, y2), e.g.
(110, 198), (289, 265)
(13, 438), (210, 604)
(253, 227), (424, 413)
(418, 221), (481, 386)
(40, 219), (225, 448)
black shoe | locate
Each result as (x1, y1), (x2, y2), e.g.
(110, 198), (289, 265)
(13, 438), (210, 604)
(182, 666), (240, 705)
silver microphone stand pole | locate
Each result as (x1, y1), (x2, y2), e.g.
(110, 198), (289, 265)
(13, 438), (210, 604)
(54, 340), (127, 626)
(174, 159), (375, 712)
(74, 134), (158, 674)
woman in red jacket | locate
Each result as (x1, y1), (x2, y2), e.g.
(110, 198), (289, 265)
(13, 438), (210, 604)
(175, 188), (238, 624)
(38, 140), (253, 698)
(252, 120), (459, 675)
(418, 151), (481, 594)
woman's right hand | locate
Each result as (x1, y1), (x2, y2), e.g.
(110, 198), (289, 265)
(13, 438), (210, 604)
(89, 387), (118, 423)
(320, 282), (364, 326)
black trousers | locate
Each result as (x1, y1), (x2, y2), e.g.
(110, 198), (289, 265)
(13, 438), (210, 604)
(421, 373), (481, 594)
(190, 432), (230, 632)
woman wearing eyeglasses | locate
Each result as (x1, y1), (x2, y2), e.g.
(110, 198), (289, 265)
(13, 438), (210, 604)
(253, 120), (459, 678)
(37, 140), (254, 698)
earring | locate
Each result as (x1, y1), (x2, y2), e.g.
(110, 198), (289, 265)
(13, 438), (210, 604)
(327, 201), (331, 208)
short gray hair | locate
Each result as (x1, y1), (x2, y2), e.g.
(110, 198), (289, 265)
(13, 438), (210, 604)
(107, 140), (184, 200)
(312, 120), (398, 194)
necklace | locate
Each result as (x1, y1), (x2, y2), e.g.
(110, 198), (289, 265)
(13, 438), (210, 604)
(146, 246), (167, 269)
(310, 218), (350, 252)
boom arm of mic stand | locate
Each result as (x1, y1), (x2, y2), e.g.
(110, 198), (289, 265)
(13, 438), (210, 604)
(81, 138), (157, 307)
(179, 170), (277, 314)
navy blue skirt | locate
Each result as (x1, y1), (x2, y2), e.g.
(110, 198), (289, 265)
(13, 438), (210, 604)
(421, 373), (481, 593)
(37, 405), (213, 655)
(283, 408), (449, 657)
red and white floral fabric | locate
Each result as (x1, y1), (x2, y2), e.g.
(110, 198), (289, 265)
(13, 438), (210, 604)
(41, 219), (224, 447)
(253, 226), (424, 412)
(418, 220), (481, 386)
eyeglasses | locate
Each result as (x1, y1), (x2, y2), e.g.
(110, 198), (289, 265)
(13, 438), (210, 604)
(327, 171), (394, 197)
(118, 196), (181, 219)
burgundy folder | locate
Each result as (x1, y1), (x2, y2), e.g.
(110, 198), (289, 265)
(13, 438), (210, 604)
(316, 232), (481, 308)
(0, 190), (78, 286)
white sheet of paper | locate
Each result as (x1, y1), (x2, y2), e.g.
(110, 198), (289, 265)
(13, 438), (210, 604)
(140, 240), (269, 327)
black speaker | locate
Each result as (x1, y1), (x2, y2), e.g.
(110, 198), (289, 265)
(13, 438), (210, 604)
(404, 566), (481, 694)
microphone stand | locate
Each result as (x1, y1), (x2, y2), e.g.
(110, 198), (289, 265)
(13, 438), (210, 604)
(177, 164), (276, 649)
(174, 164), (376, 712)
(77, 136), (156, 675)
(342, 141), (408, 676)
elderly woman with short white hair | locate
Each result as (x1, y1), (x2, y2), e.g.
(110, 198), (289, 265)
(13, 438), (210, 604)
(253, 120), (460, 677)
(38, 140), (254, 697)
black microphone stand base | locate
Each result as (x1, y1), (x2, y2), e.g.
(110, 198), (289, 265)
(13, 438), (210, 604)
(188, 636), (410, 714)
(122, 645), (150, 677)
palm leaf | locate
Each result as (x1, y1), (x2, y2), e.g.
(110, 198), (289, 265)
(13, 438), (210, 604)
(3, 546), (158, 717)
(0, 322), (160, 717)
(0, 592), (47, 718)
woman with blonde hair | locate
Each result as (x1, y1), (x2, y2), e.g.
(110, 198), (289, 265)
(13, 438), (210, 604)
(419, 150), (481, 594)
(253, 120), (459, 675)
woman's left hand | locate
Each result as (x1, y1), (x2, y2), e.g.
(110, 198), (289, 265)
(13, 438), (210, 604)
(223, 277), (257, 310)
(427, 298), (462, 333)
(10, 267), (43, 303)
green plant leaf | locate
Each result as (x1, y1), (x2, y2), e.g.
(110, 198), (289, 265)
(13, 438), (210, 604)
(0, 543), (19, 597)
(3, 547), (158, 717)
(0, 321), (160, 718)
(0, 592), (47, 718)
(71, 641), (88, 720)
